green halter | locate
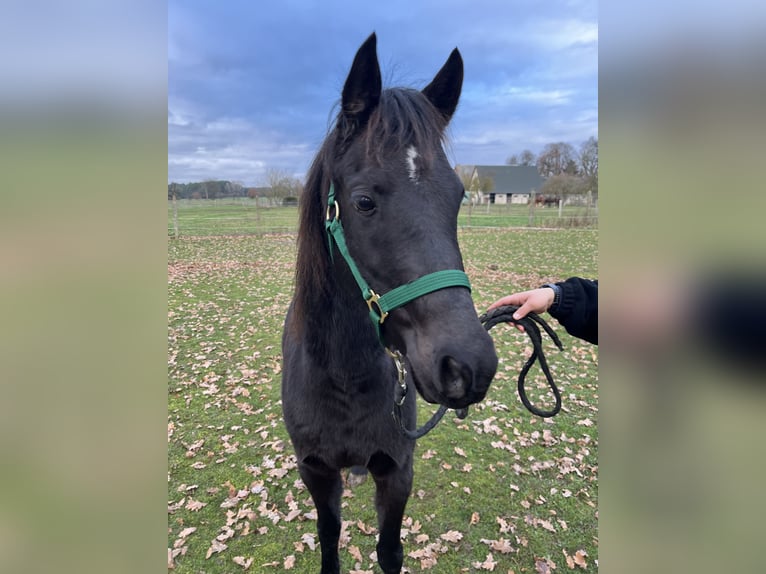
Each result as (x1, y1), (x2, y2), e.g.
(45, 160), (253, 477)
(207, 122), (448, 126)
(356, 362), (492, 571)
(325, 182), (472, 341)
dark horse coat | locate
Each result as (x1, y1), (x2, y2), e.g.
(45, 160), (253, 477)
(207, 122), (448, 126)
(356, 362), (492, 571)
(281, 33), (497, 574)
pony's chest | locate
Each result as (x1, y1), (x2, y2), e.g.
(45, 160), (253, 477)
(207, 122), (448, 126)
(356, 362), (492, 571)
(290, 377), (405, 457)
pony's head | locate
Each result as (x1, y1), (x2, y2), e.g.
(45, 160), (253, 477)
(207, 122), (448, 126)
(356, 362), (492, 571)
(297, 33), (497, 409)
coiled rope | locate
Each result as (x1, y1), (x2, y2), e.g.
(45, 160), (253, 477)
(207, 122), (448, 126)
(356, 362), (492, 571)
(480, 305), (564, 418)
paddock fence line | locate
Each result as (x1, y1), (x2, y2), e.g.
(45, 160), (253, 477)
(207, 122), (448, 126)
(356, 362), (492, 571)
(168, 197), (598, 238)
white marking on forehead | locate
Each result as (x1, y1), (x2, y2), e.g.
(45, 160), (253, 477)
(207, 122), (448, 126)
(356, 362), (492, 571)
(405, 146), (419, 183)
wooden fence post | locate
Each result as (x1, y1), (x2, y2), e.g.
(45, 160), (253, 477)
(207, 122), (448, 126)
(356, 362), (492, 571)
(172, 190), (179, 239)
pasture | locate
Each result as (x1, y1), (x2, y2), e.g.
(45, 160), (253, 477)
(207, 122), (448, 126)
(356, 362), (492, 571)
(168, 222), (598, 573)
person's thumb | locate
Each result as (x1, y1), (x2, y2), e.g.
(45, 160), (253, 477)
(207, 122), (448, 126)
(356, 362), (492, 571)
(512, 301), (534, 321)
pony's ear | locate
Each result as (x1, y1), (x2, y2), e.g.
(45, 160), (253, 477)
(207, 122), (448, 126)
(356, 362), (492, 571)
(342, 32), (382, 127)
(422, 48), (463, 123)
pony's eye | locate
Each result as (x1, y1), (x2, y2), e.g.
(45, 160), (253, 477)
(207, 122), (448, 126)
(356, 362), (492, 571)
(353, 195), (376, 213)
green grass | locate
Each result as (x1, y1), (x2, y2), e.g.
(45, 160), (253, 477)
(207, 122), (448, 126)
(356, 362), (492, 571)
(168, 200), (597, 236)
(168, 229), (598, 573)
(168, 200), (300, 236)
(458, 204), (598, 229)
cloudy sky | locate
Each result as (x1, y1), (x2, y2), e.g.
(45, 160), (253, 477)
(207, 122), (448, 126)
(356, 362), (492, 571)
(168, 0), (598, 186)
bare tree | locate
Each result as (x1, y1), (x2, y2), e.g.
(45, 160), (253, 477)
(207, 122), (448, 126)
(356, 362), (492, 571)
(230, 180), (246, 197)
(579, 137), (598, 177)
(480, 176), (495, 213)
(453, 166), (476, 224)
(264, 168), (290, 205)
(578, 136), (598, 194)
(264, 169), (305, 205)
(540, 173), (586, 201)
(506, 149), (536, 166)
(455, 165), (475, 193)
(519, 149), (536, 166)
(536, 142), (577, 177)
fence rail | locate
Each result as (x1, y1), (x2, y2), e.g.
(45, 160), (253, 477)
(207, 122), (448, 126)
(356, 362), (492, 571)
(168, 198), (598, 237)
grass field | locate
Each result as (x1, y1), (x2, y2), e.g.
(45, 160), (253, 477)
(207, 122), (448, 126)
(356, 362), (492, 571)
(168, 199), (597, 236)
(168, 222), (598, 573)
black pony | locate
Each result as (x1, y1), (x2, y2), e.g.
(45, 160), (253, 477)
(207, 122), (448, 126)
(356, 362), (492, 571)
(281, 33), (498, 574)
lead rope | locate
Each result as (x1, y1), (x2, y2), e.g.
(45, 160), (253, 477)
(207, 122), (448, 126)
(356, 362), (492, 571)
(391, 304), (564, 440)
(389, 349), (468, 440)
(479, 305), (564, 418)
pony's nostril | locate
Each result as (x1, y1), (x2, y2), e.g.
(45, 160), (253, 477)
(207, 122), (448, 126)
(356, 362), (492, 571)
(439, 356), (473, 399)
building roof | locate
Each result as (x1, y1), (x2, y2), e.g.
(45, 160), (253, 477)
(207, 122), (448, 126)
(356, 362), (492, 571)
(472, 165), (545, 194)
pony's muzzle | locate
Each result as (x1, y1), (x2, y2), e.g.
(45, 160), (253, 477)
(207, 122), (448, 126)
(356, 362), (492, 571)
(435, 345), (497, 408)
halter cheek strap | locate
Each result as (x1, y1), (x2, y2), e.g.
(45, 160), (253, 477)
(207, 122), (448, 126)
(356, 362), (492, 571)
(325, 182), (471, 342)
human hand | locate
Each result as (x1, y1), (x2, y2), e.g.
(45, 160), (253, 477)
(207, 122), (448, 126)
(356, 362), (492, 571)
(487, 288), (555, 332)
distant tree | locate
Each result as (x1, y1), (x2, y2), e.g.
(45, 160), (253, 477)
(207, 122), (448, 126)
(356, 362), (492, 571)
(202, 179), (213, 200)
(288, 177), (304, 199)
(578, 136), (598, 194)
(519, 149), (536, 166)
(540, 173), (586, 199)
(455, 165), (475, 194)
(264, 169), (289, 205)
(506, 149), (536, 166)
(260, 169), (304, 205)
(537, 142), (577, 177)
(579, 136), (598, 177)
(230, 181), (246, 197)
(479, 176), (495, 193)
(564, 158), (580, 176)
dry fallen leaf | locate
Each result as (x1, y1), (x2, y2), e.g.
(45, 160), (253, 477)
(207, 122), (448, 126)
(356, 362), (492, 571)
(472, 552), (497, 571)
(205, 539), (227, 559)
(233, 556), (253, 570)
(440, 530), (463, 543)
(348, 545), (363, 562)
(481, 538), (514, 554)
(573, 550), (588, 569)
(301, 532), (316, 551)
(563, 549), (575, 569)
(535, 557), (557, 573)
(177, 527), (196, 539)
(283, 554), (295, 569)
(185, 498), (207, 512)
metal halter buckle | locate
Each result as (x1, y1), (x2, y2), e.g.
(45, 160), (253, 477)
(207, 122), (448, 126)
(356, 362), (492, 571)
(387, 349), (408, 406)
(366, 290), (389, 324)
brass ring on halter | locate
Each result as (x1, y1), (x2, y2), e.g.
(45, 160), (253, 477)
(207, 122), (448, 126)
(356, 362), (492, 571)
(326, 198), (340, 221)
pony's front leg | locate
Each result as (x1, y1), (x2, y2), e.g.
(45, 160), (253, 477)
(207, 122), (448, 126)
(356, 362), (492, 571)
(299, 460), (343, 574)
(369, 454), (413, 574)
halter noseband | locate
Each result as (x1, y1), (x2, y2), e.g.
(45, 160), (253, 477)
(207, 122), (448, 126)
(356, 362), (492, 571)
(325, 182), (471, 342)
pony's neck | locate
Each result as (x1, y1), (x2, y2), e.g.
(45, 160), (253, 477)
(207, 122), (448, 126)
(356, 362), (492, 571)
(305, 262), (384, 378)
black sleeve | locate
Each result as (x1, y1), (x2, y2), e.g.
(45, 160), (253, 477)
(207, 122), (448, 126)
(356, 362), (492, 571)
(548, 277), (598, 345)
